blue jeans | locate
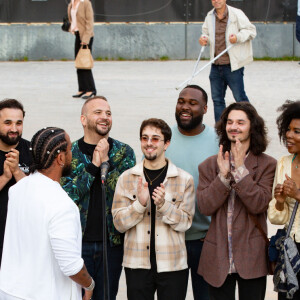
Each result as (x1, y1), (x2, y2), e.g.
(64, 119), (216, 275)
(209, 64), (249, 122)
(82, 241), (123, 300)
(186, 240), (210, 300)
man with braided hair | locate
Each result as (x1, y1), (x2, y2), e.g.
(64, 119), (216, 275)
(61, 96), (136, 300)
(0, 127), (95, 300)
(0, 99), (32, 266)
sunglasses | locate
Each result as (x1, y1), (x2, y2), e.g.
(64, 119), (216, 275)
(140, 136), (164, 144)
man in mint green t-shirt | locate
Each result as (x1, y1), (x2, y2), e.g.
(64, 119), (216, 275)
(166, 85), (219, 300)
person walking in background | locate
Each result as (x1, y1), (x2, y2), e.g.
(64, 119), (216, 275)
(68, 0), (97, 99)
(166, 85), (219, 300)
(268, 101), (300, 300)
(0, 99), (32, 267)
(112, 118), (195, 300)
(61, 96), (135, 300)
(199, 0), (256, 122)
(0, 127), (94, 300)
(197, 102), (276, 300)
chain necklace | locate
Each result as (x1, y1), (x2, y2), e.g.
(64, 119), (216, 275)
(143, 164), (167, 186)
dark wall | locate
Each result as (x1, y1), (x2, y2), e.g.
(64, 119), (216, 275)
(0, 0), (297, 23)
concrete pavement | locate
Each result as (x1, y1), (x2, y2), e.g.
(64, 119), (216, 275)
(0, 60), (299, 299)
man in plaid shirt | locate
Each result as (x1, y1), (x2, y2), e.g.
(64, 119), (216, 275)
(112, 118), (195, 300)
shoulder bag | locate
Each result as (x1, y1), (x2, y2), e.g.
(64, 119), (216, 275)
(61, 14), (71, 32)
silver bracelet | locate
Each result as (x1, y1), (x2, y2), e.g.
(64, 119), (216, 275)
(84, 278), (95, 291)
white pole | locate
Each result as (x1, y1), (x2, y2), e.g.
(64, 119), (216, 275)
(176, 44), (233, 90)
(188, 46), (205, 85)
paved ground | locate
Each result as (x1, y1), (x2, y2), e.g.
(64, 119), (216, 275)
(0, 60), (299, 299)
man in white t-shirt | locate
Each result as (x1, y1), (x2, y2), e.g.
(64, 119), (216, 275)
(0, 127), (94, 300)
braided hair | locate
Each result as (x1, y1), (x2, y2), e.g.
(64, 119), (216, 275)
(29, 127), (68, 173)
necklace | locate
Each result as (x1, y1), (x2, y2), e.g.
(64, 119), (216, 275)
(144, 164), (167, 185)
(292, 153), (299, 169)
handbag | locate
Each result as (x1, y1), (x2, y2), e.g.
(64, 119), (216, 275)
(248, 213), (276, 275)
(61, 15), (70, 32)
(271, 202), (300, 298)
(269, 201), (299, 262)
(75, 46), (94, 70)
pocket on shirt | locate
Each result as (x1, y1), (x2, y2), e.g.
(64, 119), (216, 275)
(165, 192), (184, 207)
(124, 191), (139, 202)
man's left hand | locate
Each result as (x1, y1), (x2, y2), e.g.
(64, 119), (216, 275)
(153, 184), (165, 209)
(229, 34), (237, 44)
(5, 149), (20, 175)
(231, 139), (247, 169)
(5, 149), (25, 181)
(98, 138), (109, 164)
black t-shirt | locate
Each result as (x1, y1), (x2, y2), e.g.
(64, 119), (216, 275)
(143, 162), (168, 269)
(78, 137), (113, 242)
(0, 138), (32, 265)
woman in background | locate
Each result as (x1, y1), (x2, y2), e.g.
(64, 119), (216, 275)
(68, 0), (97, 99)
(268, 100), (300, 299)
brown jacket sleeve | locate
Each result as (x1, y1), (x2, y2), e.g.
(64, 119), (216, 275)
(80, 0), (94, 45)
(197, 155), (231, 216)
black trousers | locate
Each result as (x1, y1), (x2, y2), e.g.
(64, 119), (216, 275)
(209, 273), (267, 300)
(125, 267), (189, 300)
(74, 32), (96, 93)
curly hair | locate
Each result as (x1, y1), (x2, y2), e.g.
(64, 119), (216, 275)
(276, 100), (300, 145)
(29, 127), (68, 173)
(215, 102), (268, 155)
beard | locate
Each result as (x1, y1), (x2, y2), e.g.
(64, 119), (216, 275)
(62, 163), (72, 177)
(227, 131), (250, 143)
(144, 153), (157, 161)
(87, 120), (111, 136)
(0, 131), (21, 146)
(175, 112), (203, 131)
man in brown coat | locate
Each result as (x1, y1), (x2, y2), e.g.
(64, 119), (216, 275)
(197, 102), (276, 300)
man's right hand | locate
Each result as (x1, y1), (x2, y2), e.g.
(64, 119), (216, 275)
(217, 145), (230, 178)
(199, 35), (208, 46)
(137, 177), (149, 207)
(92, 146), (101, 167)
(83, 289), (93, 300)
(3, 160), (12, 181)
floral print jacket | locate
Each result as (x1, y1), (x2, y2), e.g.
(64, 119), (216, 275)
(61, 137), (136, 246)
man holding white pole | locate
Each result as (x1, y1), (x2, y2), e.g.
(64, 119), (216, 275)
(199, 0), (256, 122)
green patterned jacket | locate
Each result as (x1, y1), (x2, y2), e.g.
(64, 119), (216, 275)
(61, 137), (136, 246)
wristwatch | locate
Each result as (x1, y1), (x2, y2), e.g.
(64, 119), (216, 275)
(84, 278), (95, 291)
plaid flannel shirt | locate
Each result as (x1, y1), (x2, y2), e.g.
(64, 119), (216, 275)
(112, 159), (195, 272)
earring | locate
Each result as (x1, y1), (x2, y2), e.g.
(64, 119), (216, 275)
(60, 163), (64, 168)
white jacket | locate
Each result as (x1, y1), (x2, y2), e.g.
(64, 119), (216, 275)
(201, 5), (256, 71)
